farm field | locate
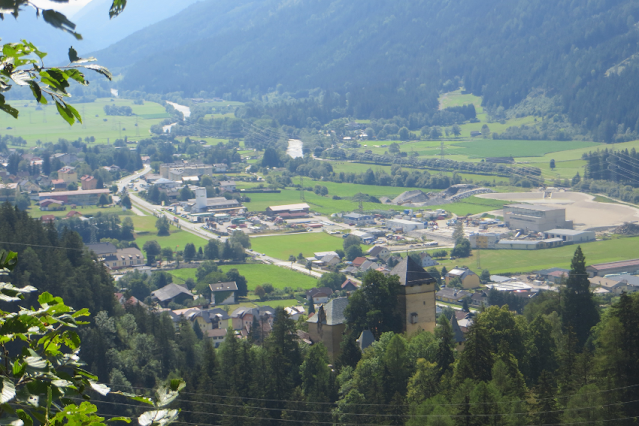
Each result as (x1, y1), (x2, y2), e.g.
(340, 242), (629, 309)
(432, 236), (639, 274)
(244, 189), (412, 214)
(27, 205), (134, 218)
(451, 140), (600, 159)
(427, 197), (510, 216)
(251, 232), (365, 260)
(170, 263), (317, 291)
(0, 98), (168, 145)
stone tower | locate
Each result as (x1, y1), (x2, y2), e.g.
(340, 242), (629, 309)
(391, 256), (438, 335)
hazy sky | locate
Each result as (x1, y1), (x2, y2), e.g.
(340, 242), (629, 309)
(31, 0), (93, 15)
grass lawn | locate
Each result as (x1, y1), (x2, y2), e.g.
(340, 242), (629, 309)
(131, 216), (160, 233)
(451, 140), (600, 159)
(169, 263), (317, 291)
(244, 189), (407, 214)
(593, 195), (619, 204)
(27, 205), (134, 218)
(251, 232), (361, 260)
(1, 98), (168, 145)
(135, 229), (207, 254)
(432, 236), (639, 274)
(428, 197), (510, 216)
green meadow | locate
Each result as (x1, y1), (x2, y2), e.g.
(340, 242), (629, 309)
(251, 232), (367, 260)
(170, 263), (317, 291)
(0, 98), (168, 145)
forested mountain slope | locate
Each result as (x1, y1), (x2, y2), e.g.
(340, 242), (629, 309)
(100, 0), (639, 137)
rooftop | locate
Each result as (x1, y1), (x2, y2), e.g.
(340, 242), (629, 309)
(152, 284), (194, 302)
(307, 297), (348, 325)
(544, 229), (592, 235)
(505, 204), (564, 212)
(588, 259), (639, 271)
(209, 281), (238, 292)
(39, 189), (110, 197)
(390, 256), (436, 287)
(267, 203), (310, 212)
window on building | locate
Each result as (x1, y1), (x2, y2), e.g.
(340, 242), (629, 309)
(410, 313), (418, 324)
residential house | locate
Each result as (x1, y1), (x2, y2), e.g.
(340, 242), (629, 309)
(314, 251), (338, 260)
(606, 274), (639, 293)
(39, 199), (65, 210)
(589, 276), (632, 294)
(151, 284), (194, 307)
(86, 242), (117, 257)
(357, 329), (375, 352)
(213, 163), (228, 172)
(359, 260), (380, 273)
(536, 268), (570, 282)
(209, 281), (238, 305)
(65, 210), (83, 218)
(80, 175), (98, 190)
(52, 153), (77, 165)
(445, 268), (480, 289)
(436, 288), (471, 303)
(367, 245), (391, 261)
(52, 179), (67, 191)
(307, 297), (349, 361)
(219, 181), (236, 192)
(341, 279), (358, 291)
(320, 253), (341, 267)
(40, 214), (56, 224)
(306, 287), (334, 304)
(207, 328), (228, 347)
(391, 256), (438, 335)
(351, 257), (367, 268)
(470, 291), (489, 307)
(103, 247), (144, 269)
(419, 252), (439, 268)
(58, 166), (77, 183)
(284, 306), (306, 320)
(231, 306), (275, 336)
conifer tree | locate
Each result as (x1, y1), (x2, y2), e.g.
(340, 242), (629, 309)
(562, 246), (599, 347)
(338, 333), (362, 369)
(454, 322), (493, 383)
(534, 371), (561, 426)
(435, 315), (456, 379)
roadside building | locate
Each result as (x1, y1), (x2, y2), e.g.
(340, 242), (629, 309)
(266, 203), (310, 217)
(503, 204), (572, 232)
(469, 232), (501, 249)
(543, 229), (595, 244)
(58, 166), (77, 183)
(38, 189), (110, 206)
(589, 276), (630, 294)
(367, 245), (391, 261)
(436, 288), (471, 303)
(52, 179), (67, 191)
(343, 213), (374, 225)
(445, 268), (480, 289)
(80, 175), (98, 190)
(419, 252), (439, 268)
(151, 284), (194, 307)
(102, 247), (144, 269)
(219, 181), (236, 192)
(386, 218), (425, 233)
(86, 242), (117, 257)
(209, 281), (238, 305)
(306, 287), (334, 304)
(586, 259), (639, 277)
(495, 238), (563, 250)
(605, 274), (639, 293)
(341, 279), (358, 291)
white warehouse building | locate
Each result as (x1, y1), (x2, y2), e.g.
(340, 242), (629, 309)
(543, 229), (596, 243)
(386, 219), (425, 233)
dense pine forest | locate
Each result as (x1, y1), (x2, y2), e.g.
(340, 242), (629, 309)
(1, 203), (639, 425)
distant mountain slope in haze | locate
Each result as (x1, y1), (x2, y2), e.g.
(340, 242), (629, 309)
(1, 0), (200, 64)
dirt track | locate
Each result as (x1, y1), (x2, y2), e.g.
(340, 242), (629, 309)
(476, 191), (639, 230)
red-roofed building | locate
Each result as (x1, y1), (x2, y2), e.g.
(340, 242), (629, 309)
(52, 179), (67, 191)
(351, 257), (367, 268)
(80, 175), (98, 190)
(41, 215), (56, 224)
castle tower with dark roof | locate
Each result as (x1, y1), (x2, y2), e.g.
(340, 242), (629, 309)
(390, 256), (438, 334)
